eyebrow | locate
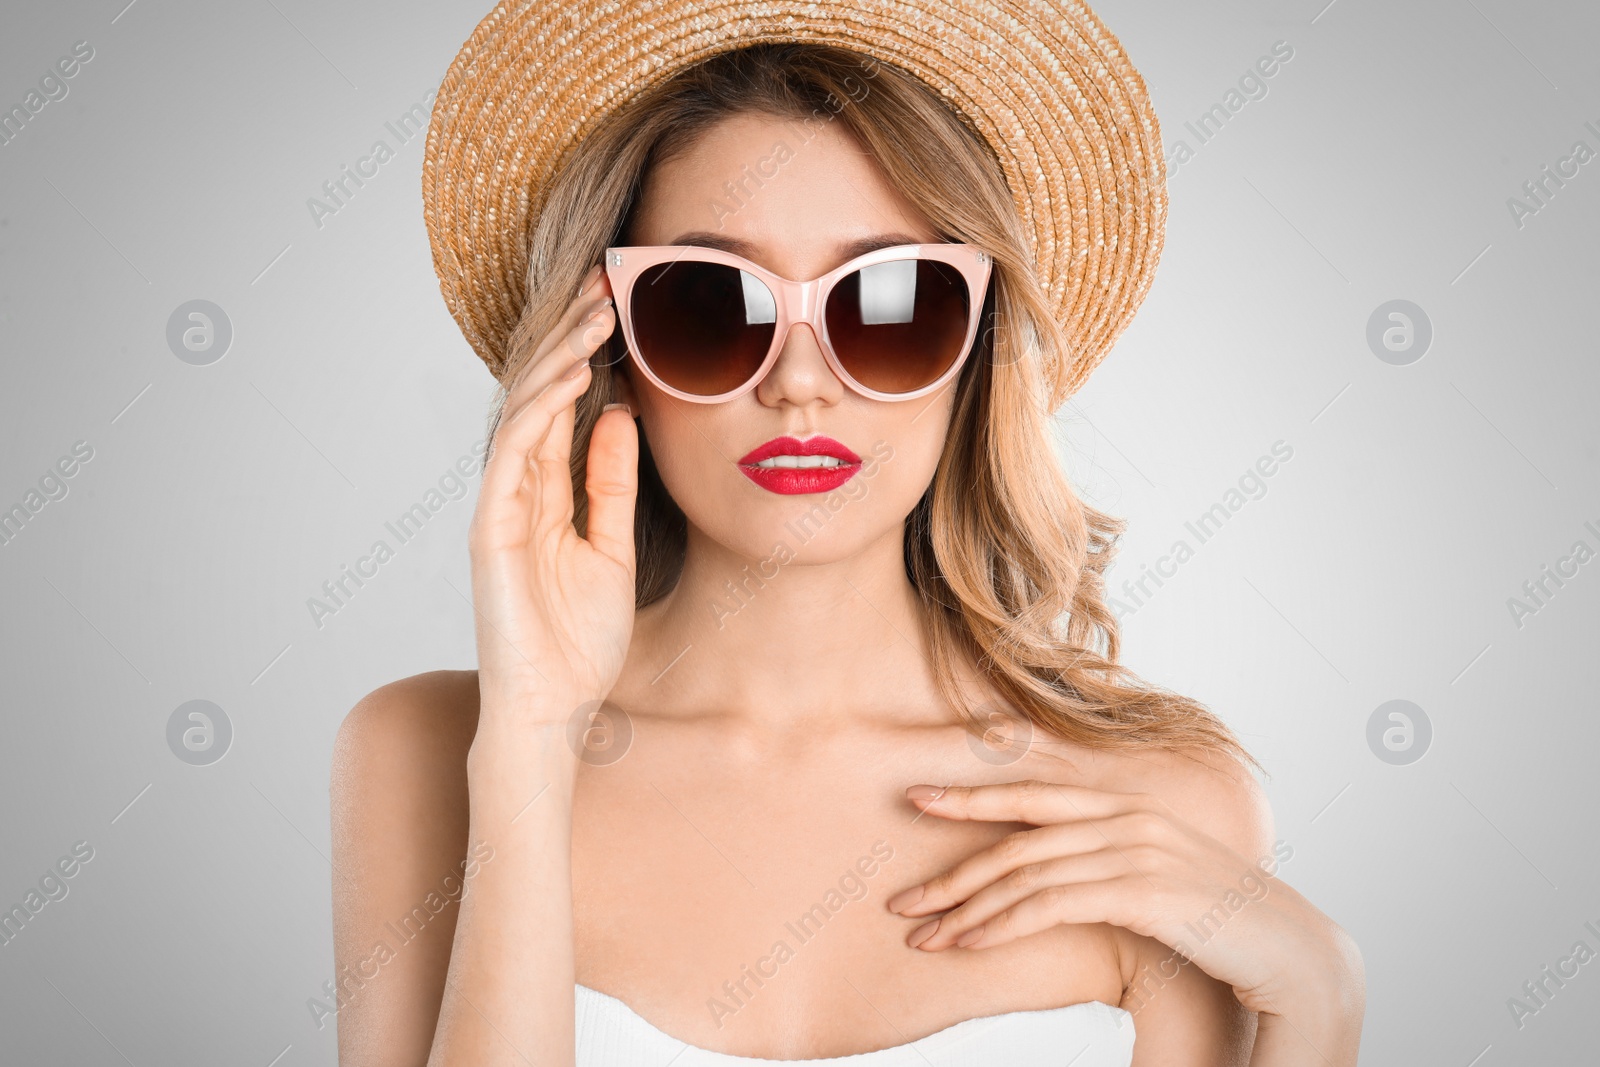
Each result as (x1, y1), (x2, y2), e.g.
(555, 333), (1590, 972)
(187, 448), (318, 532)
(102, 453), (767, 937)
(666, 230), (928, 265)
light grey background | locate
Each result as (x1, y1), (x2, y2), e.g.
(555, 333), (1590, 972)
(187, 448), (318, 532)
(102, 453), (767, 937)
(1, 0), (1595, 1063)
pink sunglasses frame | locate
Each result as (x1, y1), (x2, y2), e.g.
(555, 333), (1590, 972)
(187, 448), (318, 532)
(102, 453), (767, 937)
(600, 243), (993, 403)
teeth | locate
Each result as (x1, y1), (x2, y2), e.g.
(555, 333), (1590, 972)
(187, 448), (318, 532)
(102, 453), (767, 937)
(754, 455), (847, 469)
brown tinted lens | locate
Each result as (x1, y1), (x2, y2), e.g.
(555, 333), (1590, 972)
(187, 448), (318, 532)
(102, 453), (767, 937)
(824, 258), (972, 394)
(629, 259), (775, 396)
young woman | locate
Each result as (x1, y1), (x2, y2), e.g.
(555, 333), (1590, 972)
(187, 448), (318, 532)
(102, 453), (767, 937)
(330, 24), (1364, 1067)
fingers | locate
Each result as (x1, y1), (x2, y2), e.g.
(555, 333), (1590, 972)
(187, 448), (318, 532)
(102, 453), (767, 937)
(478, 355), (595, 522)
(532, 271), (616, 373)
(489, 293), (617, 477)
(500, 264), (616, 416)
(905, 779), (1144, 828)
(475, 288), (624, 552)
(581, 404), (639, 571)
(533, 304), (605, 454)
(506, 294), (613, 460)
(532, 296), (619, 519)
(887, 813), (1160, 918)
(908, 871), (1145, 952)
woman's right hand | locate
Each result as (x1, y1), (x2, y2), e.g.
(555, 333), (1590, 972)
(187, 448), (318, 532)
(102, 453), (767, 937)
(467, 263), (637, 726)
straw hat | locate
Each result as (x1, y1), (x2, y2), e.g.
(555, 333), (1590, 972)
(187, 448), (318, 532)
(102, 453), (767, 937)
(422, 0), (1168, 409)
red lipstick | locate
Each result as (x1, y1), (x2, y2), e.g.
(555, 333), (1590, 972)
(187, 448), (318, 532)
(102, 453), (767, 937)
(737, 435), (862, 495)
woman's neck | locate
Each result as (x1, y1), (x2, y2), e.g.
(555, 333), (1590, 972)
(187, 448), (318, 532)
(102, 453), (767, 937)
(627, 520), (963, 732)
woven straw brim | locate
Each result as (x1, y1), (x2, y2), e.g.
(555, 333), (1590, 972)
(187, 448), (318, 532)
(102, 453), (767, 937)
(422, 0), (1167, 409)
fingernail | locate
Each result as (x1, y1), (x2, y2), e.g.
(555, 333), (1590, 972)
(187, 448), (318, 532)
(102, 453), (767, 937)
(906, 785), (945, 803)
(601, 402), (633, 416)
(955, 925), (985, 948)
(577, 264), (602, 298)
(886, 885), (924, 912)
(908, 919), (940, 949)
(560, 357), (590, 381)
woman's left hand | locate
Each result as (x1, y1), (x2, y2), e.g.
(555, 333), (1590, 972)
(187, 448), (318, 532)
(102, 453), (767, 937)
(885, 780), (1363, 1024)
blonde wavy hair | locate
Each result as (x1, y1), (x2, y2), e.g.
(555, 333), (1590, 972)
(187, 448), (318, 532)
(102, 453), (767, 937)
(484, 42), (1257, 772)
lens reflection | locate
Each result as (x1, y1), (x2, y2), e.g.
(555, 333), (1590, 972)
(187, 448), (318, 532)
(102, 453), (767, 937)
(825, 259), (970, 394)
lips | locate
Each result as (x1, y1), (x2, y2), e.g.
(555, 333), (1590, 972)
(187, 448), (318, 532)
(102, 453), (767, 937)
(738, 435), (862, 495)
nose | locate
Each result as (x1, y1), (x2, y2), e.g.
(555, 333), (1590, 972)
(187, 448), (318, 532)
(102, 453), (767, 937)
(755, 319), (845, 406)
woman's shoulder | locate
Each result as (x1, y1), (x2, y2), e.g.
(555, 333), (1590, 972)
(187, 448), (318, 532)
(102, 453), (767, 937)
(336, 668), (481, 750)
(331, 669), (481, 818)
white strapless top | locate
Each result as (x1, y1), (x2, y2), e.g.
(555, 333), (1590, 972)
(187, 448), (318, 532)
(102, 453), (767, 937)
(575, 982), (1136, 1065)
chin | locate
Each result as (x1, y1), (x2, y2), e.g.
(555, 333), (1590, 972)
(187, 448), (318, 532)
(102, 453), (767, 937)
(693, 493), (897, 563)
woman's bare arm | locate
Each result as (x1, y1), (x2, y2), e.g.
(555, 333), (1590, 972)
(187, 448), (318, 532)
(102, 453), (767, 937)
(329, 670), (594, 1066)
(427, 698), (585, 1064)
(1117, 751), (1365, 1066)
(329, 675), (607, 1065)
(330, 671), (478, 1065)
(333, 263), (637, 1065)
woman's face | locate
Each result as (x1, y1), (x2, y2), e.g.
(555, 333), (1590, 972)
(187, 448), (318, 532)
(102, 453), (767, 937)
(613, 111), (961, 565)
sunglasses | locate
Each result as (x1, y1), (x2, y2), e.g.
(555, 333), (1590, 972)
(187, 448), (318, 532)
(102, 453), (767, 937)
(600, 243), (992, 403)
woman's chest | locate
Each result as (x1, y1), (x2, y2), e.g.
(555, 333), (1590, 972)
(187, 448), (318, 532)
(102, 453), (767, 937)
(568, 729), (1126, 1058)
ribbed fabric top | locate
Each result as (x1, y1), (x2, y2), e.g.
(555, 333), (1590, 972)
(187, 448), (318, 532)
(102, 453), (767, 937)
(575, 983), (1136, 1065)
